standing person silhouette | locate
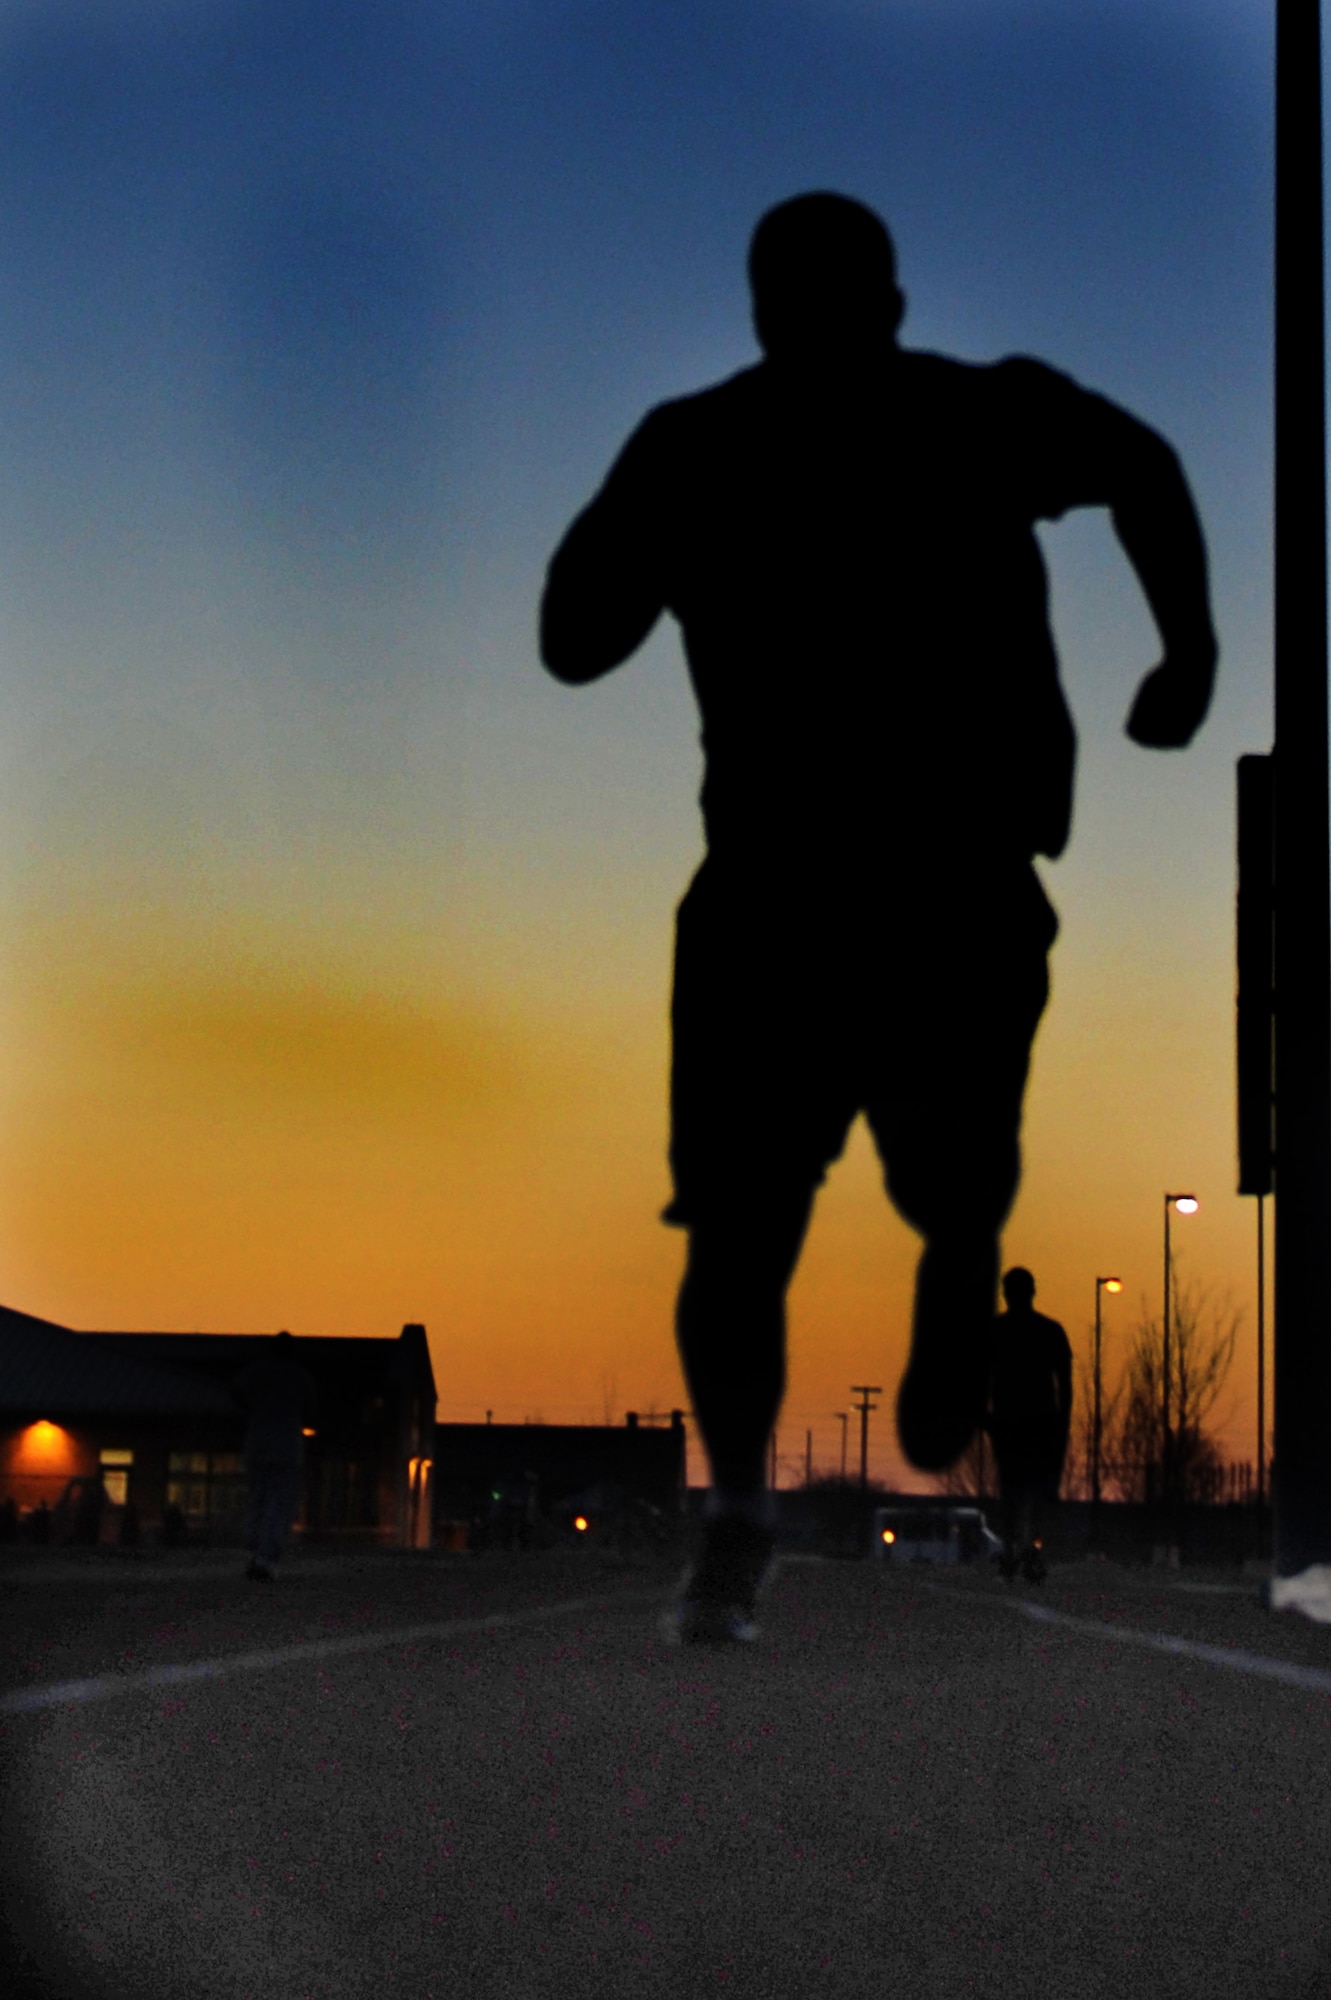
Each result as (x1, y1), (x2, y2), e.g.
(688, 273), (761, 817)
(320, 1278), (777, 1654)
(232, 1329), (318, 1581)
(540, 191), (1216, 1641)
(985, 1267), (1073, 1583)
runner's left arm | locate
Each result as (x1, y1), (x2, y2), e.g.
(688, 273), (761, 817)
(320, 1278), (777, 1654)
(1007, 358), (1218, 750)
(540, 412), (671, 685)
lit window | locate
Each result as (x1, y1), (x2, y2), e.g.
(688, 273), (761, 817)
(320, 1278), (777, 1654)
(99, 1449), (132, 1502)
(166, 1478), (210, 1517)
(166, 1449), (247, 1520)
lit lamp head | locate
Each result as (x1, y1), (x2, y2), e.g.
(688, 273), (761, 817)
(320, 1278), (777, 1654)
(1172, 1195), (1199, 1215)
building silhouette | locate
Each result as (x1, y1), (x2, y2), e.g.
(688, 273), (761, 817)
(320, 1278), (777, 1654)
(0, 1306), (436, 1549)
(432, 1409), (687, 1546)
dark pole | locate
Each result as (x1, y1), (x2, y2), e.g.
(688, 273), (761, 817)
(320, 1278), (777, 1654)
(1161, 1198), (1196, 1521)
(837, 1411), (847, 1484)
(1275, 0), (1331, 1577)
(1093, 1278), (1120, 1523)
(850, 1385), (882, 1492)
(1258, 1192), (1267, 1526)
(1162, 1196), (1173, 1507)
(1093, 1284), (1103, 1515)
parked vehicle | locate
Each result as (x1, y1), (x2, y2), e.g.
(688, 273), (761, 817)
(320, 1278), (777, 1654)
(873, 1504), (1003, 1564)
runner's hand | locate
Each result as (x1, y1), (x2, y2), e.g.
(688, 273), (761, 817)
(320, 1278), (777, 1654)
(1126, 643), (1216, 749)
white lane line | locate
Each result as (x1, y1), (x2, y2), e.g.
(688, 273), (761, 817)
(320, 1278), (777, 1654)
(0, 1589), (663, 1717)
(927, 1582), (1331, 1695)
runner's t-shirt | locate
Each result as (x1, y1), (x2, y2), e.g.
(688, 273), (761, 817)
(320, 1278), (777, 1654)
(544, 350), (1172, 873)
(988, 1308), (1073, 1441)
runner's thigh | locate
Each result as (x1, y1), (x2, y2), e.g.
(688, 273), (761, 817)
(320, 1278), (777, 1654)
(667, 861), (859, 1227)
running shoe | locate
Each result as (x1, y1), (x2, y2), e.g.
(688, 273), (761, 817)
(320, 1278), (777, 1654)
(1019, 1545), (1047, 1584)
(664, 1514), (775, 1645)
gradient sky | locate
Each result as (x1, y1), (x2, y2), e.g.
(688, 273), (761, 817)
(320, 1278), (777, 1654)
(0, 0), (1281, 1486)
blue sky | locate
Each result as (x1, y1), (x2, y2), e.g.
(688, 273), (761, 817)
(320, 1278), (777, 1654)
(0, 0), (1274, 849)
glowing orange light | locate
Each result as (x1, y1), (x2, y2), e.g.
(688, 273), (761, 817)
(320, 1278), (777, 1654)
(19, 1420), (76, 1464)
(1033, 1538), (1043, 1549)
(1105, 1279), (1122, 1294)
(302, 1428), (316, 1438)
(881, 1528), (896, 1544)
(573, 1516), (589, 1533)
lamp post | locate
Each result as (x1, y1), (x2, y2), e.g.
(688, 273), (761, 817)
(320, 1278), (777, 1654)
(1162, 1194), (1198, 1508)
(1092, 1276), (1122, 1528)
(836, 1411), (848, 1485)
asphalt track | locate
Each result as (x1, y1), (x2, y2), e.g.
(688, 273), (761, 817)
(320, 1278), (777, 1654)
(3, 1545), (1330, 1999)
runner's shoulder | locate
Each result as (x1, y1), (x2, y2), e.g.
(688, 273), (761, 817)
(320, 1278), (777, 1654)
(608, 364), (765, 480)
(1032, 1310), (1074, 1355)
(900, 346), (1088, 409)
(632, 363), (766, 436)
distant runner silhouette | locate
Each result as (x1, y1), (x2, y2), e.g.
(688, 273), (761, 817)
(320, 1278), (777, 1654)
(985, 1266), (1073, 1583)
(540, 191), (1216, 1641)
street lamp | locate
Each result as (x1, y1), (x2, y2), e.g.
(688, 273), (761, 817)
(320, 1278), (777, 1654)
(1163, 1193), (1199, 1507)
(1092, 1276), (1122, 1524)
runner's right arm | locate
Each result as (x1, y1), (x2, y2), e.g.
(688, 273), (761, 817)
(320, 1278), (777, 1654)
(540, 413), (670, 684)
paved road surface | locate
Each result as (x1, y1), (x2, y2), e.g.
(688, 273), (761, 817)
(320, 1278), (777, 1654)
(3, 1545), (1330, 1999)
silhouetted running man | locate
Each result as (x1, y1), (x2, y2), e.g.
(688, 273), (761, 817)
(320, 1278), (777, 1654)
(232, 1329), (318, 1581)
(985, 1267), (1072, 1583)
(540, 191), (1216, 1641)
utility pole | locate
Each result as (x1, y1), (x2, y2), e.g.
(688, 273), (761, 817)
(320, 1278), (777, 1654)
(850, 1385), (882, 1492)
(1274, 0), (1331, 1577)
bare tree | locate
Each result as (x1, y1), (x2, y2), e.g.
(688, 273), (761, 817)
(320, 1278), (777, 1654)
(1100, 1275), (1239, 1504)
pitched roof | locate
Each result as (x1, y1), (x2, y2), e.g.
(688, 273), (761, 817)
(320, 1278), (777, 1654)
(0, 1304), (238, 1418)
(82, 1329), (437, 1411)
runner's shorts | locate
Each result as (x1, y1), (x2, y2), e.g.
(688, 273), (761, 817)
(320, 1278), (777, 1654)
(663, 853), (1058, 1235)
(992, 1427), (1068, 1502)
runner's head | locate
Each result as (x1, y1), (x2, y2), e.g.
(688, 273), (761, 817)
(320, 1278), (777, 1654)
(748, 192), (904, 361)
(1001, 1267), (1036, 1309)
